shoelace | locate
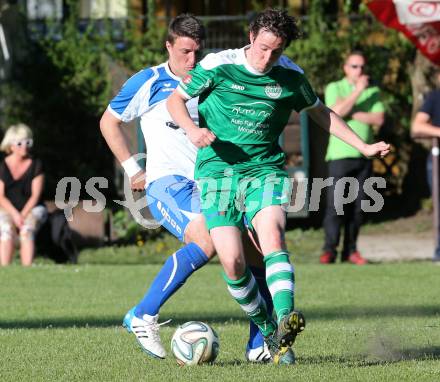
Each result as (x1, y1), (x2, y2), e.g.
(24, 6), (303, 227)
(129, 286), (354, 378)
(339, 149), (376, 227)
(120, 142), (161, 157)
(137, 318), (171, 341)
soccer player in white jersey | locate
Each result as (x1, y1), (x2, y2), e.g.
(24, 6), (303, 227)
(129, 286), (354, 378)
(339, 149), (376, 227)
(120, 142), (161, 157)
(167, 9), (390, 364)
(99, 14), (273, 362)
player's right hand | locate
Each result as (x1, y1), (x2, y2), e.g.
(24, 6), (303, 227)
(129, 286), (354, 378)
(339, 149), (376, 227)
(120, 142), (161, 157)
(188, 127), (216, 148)
(130, 170), (146, 192)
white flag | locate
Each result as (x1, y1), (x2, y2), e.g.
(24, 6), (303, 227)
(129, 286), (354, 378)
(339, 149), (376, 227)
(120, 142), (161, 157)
(394, 0), (440, 24)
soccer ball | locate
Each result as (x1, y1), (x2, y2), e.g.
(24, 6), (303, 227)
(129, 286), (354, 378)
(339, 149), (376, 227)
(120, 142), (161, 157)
(171, 321), (220, 365)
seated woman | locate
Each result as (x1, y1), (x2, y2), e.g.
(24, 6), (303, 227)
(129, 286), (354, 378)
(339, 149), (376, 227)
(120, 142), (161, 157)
(0, 123), (46, 266)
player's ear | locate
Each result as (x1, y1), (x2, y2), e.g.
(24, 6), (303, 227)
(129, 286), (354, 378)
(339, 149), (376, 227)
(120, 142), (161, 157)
(165, 40), (172, 52)
(249, 31), (255, 45)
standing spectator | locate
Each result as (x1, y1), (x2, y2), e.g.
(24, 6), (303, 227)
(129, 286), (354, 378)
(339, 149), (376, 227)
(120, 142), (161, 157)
(411, 68), (440, 263)
(0, 123), (46, 266)
(321, 51), (385, 265)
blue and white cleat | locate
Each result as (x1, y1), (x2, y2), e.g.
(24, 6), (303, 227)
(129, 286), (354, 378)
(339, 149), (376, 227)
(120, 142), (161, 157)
(122, 307), (168, 359)
(245, 342), (272, 363)
(122, 307), (136, 333)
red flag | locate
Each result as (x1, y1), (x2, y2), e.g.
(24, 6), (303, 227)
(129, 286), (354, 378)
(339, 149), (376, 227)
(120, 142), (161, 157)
(367, 0), (440, 65)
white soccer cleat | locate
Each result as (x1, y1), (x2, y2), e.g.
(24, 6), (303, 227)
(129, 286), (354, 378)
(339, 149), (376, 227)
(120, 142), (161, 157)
(122, 308), (168, 359)
(245, 342), (272, 363)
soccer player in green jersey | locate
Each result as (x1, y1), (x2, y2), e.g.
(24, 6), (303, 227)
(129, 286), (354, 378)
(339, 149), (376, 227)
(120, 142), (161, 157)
(167, 8), (390, 365)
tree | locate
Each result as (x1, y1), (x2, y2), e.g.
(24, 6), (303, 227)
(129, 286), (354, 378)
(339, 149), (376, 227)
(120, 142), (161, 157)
(284, 0), (415, 197)
(0, 0), (166, 199)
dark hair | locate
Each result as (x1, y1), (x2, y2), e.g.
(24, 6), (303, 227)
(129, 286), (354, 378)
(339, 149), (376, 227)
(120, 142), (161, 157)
(167, 14), (206, 44)
(249, 8), (301, 47)
(345, 50), (365, 62)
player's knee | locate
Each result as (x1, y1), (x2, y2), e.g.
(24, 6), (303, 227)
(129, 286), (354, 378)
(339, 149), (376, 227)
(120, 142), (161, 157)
(185, 221), (216, 258)
(259, 227), (285, 249)
(201, 241), (216, 259)
(222, 256), (246, 280)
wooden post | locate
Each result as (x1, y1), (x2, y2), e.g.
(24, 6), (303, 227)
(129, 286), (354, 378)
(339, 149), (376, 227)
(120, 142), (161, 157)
(433, 137), (439, 254)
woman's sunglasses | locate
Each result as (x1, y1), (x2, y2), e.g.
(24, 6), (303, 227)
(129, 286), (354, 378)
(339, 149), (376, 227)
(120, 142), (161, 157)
(13, 139), (33, 148)
(348, 64), (365, 70)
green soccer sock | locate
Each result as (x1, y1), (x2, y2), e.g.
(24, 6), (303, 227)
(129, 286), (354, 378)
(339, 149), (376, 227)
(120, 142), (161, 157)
(264, 251), (295, 323)
(223, 268), (276, 337)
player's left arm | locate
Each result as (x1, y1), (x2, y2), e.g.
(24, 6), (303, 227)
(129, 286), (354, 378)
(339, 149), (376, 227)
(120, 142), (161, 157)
(307, 101), (390, 158)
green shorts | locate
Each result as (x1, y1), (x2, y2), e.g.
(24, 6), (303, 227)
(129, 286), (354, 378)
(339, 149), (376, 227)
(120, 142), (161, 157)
(198, 168), (291, 231)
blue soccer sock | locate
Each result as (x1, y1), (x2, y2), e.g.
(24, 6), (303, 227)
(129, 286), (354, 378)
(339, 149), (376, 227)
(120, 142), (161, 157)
(135, 242), (209, 318)
(247, 266), (274, 350)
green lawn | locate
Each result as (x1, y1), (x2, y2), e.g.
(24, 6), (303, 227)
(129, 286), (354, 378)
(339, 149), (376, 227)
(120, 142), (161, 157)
(77, 227), (325, 265)
(0, 262), (439, 381)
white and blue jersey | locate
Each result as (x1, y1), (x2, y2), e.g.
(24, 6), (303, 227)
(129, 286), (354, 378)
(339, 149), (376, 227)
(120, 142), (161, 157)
(107, 62), (200, 241)
(108, 62), (199, 186)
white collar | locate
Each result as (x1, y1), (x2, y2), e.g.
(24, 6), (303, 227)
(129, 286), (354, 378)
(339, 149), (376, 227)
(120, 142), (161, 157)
(164, 61), (181, 81)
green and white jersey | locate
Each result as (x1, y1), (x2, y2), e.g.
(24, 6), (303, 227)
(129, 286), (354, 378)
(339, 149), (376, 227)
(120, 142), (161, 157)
(178, 46), (319, 178)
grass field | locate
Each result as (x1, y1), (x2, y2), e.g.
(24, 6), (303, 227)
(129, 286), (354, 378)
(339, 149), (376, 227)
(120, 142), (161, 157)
(1, 261), (439, 381)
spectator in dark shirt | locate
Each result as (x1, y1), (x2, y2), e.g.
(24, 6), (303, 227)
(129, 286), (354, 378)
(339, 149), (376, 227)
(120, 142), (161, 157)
(411, 69), (440, 262)
(0, 124), (46, 266)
